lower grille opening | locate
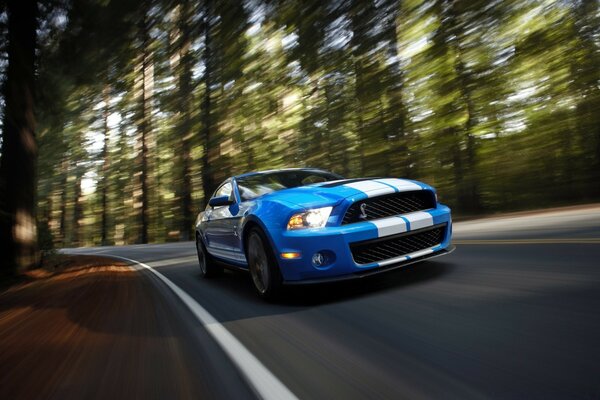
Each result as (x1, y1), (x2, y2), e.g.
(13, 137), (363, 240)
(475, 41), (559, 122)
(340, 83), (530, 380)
(350, 224), (446, 265)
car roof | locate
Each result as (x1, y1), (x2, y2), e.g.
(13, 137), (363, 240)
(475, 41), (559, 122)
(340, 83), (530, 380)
(233, 168), (334, 179)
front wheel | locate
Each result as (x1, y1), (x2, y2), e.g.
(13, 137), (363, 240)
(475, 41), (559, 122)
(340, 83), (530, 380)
(247, 228), (282, 300)
(196, 234), (222, 278)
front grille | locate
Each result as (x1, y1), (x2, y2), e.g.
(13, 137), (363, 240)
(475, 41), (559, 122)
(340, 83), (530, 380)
(342, 190), (435, 225)
(350, 224), (446, 265)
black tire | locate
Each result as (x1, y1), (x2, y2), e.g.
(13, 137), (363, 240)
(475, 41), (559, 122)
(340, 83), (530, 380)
(247, 227), (283, 300)
(196, 234), (222, 278)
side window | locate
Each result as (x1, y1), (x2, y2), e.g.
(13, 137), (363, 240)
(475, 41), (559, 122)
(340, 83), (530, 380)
(214, 182), (232, 198)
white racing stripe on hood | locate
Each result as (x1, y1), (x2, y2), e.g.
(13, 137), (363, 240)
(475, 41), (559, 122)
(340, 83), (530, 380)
(404, 211), (434, 230)
(343, 180), (395, 197)
(371, 216), (408, 237)
(374, 178), (423, 192)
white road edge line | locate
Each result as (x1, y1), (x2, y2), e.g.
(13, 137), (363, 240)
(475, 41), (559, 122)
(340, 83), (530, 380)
(108, 254), (298, 400)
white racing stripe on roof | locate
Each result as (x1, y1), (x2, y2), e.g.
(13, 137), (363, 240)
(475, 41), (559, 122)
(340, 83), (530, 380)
(371, 216), (408, 237)
(375, 178), (423, 192)
(343, 180), (395, 197)
(404, 211), (434, 230)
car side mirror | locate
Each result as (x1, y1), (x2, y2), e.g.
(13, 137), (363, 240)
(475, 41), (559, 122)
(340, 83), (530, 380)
(209, 195), (233, 208)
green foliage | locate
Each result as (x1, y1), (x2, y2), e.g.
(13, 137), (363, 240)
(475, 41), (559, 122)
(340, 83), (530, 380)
(2, 0), (596, 246)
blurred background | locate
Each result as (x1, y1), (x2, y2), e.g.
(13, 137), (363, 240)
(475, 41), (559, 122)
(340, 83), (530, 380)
(0, 0), (599, 250)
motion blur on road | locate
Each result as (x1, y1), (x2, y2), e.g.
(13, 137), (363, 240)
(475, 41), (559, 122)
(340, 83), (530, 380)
(2, 206), (598, 399)
(1, 0), (600, 399)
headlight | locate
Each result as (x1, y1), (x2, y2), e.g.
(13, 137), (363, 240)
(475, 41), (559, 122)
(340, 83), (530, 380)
(287, 207), (332, 230)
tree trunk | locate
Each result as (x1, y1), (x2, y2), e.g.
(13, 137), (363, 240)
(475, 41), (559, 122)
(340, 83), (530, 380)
(430, 0), (481, 212)
(573, 0), (600, 197)
(100, 84), (110, 245)
(72, 166), (83, 247)
(450, 3), (482, 212)
(201, 0), (215, 205)
(350, 0), (379, 176)
(0, 0), (38, 276)
(135, 12), (153, 244)
(454, 52), (481, 211)
(59, 158), (68, 244)
(389, 5), (410, 178)
(175, 1), (194, 240)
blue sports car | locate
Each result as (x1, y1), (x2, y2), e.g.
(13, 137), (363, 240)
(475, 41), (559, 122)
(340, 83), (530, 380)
(195, 168), (453, 299)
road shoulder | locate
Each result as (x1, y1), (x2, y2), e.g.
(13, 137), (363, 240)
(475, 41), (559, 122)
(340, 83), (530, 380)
(0, 255), (253, 400)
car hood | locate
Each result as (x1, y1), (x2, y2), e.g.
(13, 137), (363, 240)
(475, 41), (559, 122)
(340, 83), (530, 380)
(260, 178), (428, 209)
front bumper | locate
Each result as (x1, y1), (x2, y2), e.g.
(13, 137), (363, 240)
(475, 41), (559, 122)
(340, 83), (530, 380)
(270, 204), (453, 282)
(284, 246), (455, 285)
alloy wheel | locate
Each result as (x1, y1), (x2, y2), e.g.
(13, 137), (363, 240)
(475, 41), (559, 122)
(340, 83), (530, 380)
(196, 237), (207, 274)
(249, 233), (270, 294)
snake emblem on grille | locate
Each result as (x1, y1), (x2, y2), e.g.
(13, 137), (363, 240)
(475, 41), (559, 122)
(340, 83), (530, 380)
(359, 203), (368, 219)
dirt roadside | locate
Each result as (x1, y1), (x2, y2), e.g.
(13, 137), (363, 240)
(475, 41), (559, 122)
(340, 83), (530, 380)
(0, 255), (251, 400)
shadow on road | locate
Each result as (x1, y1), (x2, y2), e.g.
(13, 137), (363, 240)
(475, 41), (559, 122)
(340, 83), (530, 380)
(187, 259), (456, 322)
(280, 260), (456, 306)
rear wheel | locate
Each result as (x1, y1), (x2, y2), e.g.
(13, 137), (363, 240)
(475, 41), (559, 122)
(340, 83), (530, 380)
(196, 234), (222, 278)
(247, 228), (282, 300)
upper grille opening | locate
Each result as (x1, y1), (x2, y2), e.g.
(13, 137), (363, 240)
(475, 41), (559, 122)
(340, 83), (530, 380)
(342, 190), (436, 225)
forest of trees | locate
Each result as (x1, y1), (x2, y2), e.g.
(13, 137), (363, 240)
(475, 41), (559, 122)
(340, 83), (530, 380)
(0, 0), (598, 273)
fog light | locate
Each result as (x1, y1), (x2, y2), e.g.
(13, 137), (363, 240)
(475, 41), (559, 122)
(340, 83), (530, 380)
(281, 252), (301, 259)
(312, 252), (325, 266)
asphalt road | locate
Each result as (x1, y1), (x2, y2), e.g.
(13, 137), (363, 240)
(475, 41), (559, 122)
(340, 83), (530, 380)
(63, 206), (600, 399)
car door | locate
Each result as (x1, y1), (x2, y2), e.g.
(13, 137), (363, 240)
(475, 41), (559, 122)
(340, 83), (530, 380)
(204, 181), (244, 261)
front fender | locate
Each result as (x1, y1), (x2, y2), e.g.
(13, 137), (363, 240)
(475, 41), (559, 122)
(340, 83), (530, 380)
(240, 199), (298, 259)
(241, 215), (279, 256)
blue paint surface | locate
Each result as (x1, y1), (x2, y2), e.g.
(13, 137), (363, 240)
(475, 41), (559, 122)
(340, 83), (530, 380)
(196, 169), (452, 282)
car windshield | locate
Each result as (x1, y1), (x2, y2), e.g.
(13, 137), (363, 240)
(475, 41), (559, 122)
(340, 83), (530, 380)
(236, 170), (343, 201)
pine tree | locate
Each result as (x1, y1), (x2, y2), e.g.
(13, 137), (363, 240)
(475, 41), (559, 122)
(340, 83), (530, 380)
(0, 0), (38, 274)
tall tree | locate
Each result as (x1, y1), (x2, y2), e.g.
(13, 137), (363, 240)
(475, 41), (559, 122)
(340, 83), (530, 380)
(171, 1), (196, 240)
(0, 0), (38, 275)
(572, 0), (600, 197)
(446, 0), (482, 211)
(134, 7), (154, 243)
(100, 83), (111, 245)
(350, 0), (390, 176)
(418, 0), (483, 211)
(201, 0), (216, 203)
(13, 0), (600, 249)
(383, 0), (410, 178)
